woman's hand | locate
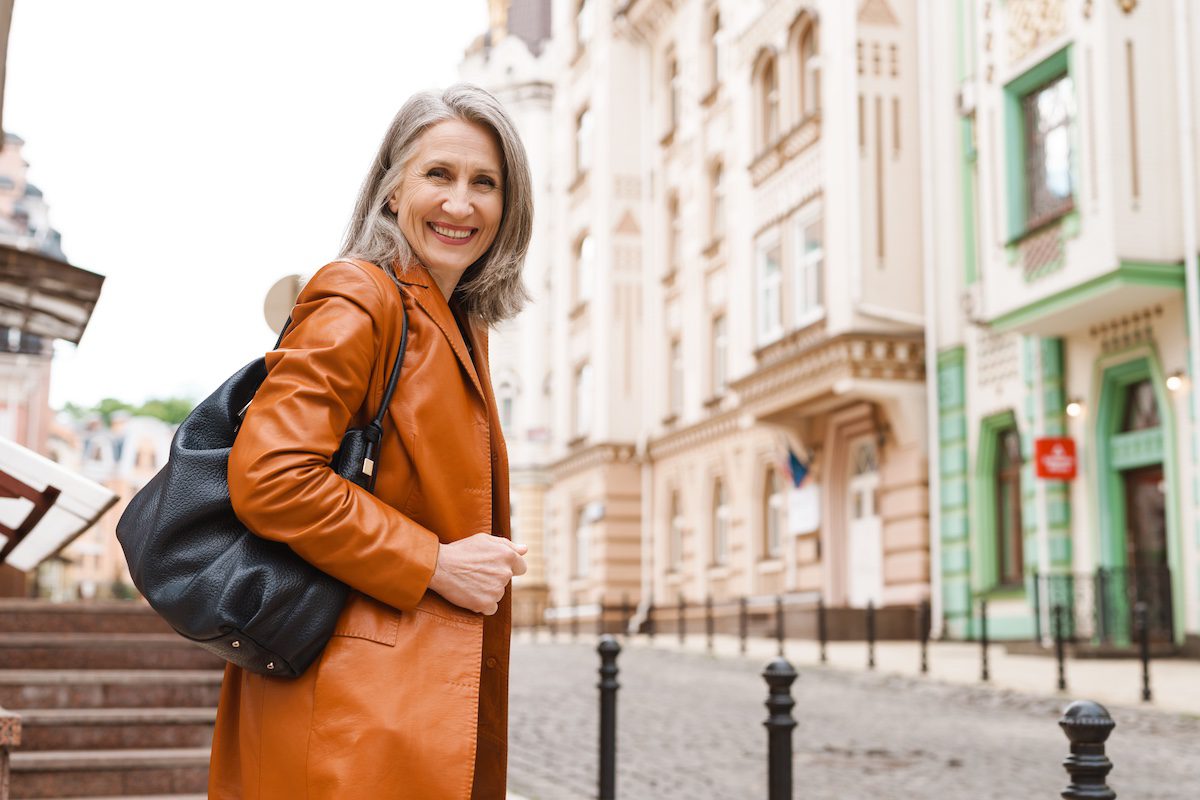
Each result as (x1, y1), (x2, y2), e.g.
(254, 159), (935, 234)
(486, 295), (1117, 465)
(428, 533), (528, 616)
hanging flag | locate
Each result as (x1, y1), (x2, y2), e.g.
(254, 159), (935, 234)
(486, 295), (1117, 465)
(775, 433), (810, 488)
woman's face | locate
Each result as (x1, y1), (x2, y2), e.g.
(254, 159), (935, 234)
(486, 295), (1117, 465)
(389, 118), (504, 286)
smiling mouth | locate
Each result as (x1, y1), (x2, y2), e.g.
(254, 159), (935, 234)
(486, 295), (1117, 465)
(428, 222), (478, 243)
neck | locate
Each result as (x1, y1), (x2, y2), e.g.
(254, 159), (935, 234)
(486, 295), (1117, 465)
(427, 265), (466, 302)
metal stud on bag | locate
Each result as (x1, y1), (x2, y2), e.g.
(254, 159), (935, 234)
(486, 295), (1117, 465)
(231, 640), (240, 648)
(266, 662), (275, 670)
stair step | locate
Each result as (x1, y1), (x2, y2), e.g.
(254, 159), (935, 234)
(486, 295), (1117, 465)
(0, 601), (170, 634)
(18, 707), (216, 751)
(0, 634), (226, 671)
(10, 748), (209, 798)
(0, 670), (223, 710)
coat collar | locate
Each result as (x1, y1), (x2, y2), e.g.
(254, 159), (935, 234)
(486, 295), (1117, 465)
(395, 267), (485, 400)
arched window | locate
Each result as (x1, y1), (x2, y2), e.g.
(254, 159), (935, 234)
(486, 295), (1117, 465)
(666, 49), (681, 133)
(712, 478), (730, 565)
(765, 469), (784, 558)
(575, 106), (593, 177)
(755, 51), (780, 150)
(497, 380), (516, 431)
(575, 233), (594, 303)
(705, 7), (722, 91)
(668, 490), (684, 571)
(793, 15), (820, 119)
(574, 505), (590, 578)
(667, 190), (682, 271)
(994, 426), (1023, 587)
(709, 159), (725, 239)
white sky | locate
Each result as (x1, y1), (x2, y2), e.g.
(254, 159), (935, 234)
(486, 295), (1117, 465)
(6, 0), (490, 408)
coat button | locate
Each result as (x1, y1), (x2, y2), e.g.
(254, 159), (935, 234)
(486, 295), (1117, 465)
(485, 656), (498, 669)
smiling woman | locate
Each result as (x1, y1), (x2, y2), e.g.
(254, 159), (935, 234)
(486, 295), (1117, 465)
(208, 84), (535, 800)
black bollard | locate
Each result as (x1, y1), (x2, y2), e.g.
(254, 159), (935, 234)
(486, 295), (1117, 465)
(1059, 699), (1117, 799)
(572, 606), (579, 641)
(817, 597), (828, 664)
(647, 602), (656, 644)
(1136, 602), (1152, 703)
(776, 595), (785, 657)
(980, 598), (990, 683)
(919, 599), (930, 675)
(597, 636), (621, 800)
(551, 611), (558, 642)
(1054, 603), (1068, 692)
(739, 596), (749, 655)
(679, 594), (686, 646)
(597, 602), (605, 637)
(866, 600), (876, 670)
(706, 594), (714, 654)
(622, 594), (631, 638)
(763, 657), (798, 800)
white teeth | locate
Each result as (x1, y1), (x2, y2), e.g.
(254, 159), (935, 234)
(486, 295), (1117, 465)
(431, 223), (473, 239)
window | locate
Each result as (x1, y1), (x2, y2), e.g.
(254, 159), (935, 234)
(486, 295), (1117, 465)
(498, 382), (516, 430)
(575, 0), (592, 50)
(574, 506), (590, 578)
(765, 469), (784, 558)
(995, 427), (1023, 587)
(796, 16), (821, 118)
(666, 50), (681, 134)
(575, 233), (594, 304)
(709, 160), (725, 240)
(668, 337), (683, 419)
(793, 216), (824, 324)
(669, 490), (683, 571)
(575, 106), (593, 177)
(757, 53), (780, 150)
(667, 191), (682, 272)
(1023, 73), (1075, 225)
(707, 8), (722, 90)
(573, 362), (593, 438)
(1122, 380), (1160, 432)
(757, 237), (783, 344)
(712, 478), (730, 565)
(710, 313), (727, 396)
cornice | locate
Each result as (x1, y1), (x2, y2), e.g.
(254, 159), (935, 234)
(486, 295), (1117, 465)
(549, 441), (639, 480)
(734, 330), (926, 409)
(749, 114), (821, 187)
(617, 0), (678, 41)
(647, 409), (743, 461)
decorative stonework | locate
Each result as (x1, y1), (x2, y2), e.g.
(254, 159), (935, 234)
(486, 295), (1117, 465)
(0, 708), (20, 746)
(858, 0), (899, 27)
(550, 441), (638, 481)
(1017, 222), (1066, 281)
(614, 175), (641, 201)
(976, 327), (1020, 390)
(1089, 306), (1162, 353)
(648, 410), (743, 460)
(750, 115), (821, 188)
(1117, 0), (1137, 14)
(1006, 0), (1066, 64)
(734, 331), (925, 413)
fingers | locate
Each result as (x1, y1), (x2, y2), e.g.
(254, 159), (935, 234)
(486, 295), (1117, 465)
(512, 555), (528, 577)
(482, 601), (499, 616)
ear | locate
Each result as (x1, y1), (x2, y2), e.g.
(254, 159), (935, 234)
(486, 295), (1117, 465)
(387, 189), (400, 214)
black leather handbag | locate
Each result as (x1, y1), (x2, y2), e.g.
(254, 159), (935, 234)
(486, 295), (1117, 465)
(116, 284), (409, 678)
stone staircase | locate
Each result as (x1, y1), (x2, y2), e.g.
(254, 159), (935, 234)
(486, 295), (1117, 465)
(0, 600), (224, 799)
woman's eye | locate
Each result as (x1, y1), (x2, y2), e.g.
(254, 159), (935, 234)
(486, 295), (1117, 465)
(476, 177), (497, 188)
(427, 168), (448, 179)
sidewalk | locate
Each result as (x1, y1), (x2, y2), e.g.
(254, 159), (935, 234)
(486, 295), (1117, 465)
(515, 628), (1200, 717)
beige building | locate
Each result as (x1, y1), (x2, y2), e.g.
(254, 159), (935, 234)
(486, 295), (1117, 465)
(465, 0), (934, 626)
(460, 0), (557, 625)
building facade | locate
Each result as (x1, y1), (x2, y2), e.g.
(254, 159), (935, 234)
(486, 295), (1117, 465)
(929, 0), (1200, 647)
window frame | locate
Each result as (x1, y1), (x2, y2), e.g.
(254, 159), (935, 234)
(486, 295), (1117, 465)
(792, 213), (824, 327)
(756, 231), (784, 345)
(711, 477), (730, 566)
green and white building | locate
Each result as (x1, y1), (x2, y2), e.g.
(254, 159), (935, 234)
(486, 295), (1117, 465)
(925, 0), (1200, 648)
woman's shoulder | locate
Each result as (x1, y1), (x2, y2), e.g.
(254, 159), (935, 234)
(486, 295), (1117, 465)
(300, 259), (397, 310)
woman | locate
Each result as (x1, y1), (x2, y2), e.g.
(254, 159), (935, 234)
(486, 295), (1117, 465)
(208, 84), (533, 800)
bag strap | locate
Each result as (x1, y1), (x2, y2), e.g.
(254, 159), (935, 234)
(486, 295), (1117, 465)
(271, 264), (410, 431)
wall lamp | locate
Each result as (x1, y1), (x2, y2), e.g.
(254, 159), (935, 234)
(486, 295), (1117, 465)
(1065, 398), (1085, 418)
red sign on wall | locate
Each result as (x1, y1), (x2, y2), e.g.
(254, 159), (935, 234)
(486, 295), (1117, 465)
(1035, 437), (1077, 480)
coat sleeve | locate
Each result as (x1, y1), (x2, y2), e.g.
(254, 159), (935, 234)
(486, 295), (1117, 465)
(228, 260), (440, 612)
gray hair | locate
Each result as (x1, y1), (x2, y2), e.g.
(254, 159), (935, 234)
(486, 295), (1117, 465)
(340, 83), (532, 325)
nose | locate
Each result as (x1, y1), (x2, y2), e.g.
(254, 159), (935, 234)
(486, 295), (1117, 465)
(441, 181), (473, 218)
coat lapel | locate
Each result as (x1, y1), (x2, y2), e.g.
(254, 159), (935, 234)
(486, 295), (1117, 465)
(397, 275), (485, 401)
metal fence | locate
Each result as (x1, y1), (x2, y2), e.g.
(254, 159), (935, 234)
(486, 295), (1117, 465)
(1033, 566), (1172, 645)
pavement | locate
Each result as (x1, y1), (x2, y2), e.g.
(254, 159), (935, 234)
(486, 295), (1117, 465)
(505, 631), (1200, 799)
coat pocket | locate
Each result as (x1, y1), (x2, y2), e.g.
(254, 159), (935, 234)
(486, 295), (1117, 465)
(329, 590), (400, 646)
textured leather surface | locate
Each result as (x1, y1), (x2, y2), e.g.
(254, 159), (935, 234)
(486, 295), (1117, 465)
(115, 279), (405, 678)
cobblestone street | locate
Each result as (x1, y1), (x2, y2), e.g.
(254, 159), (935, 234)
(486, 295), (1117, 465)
(507, 637), (1200, 800)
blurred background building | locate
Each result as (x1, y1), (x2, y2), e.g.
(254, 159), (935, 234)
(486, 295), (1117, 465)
(461, 0), (1200, 651)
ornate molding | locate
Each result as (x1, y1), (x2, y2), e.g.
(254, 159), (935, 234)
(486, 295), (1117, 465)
(749, 115), (821, 188)
(549, 441), (639, 480)
(647, 410), (743, 461)
(734, 331), (926, 413)
(617, 0), (678, 40)
(1006, 0), (1066, 65)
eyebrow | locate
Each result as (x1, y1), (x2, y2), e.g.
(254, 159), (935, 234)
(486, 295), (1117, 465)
(419, 159), (502, 180)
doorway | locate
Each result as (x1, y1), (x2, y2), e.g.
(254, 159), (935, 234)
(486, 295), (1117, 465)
(847, 438), (882, 608)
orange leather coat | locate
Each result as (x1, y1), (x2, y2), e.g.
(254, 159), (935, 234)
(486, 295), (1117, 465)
(208, 259), (512, 800)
